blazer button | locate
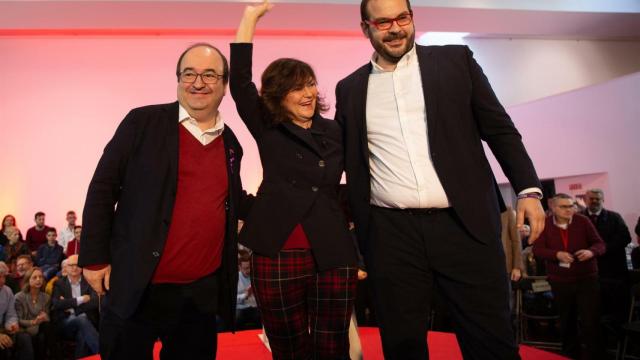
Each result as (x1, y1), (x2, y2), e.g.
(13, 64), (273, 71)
(152, 251), (160, 258)
(311, 186), (319, 192)
(296, 153), (303, 159)
(318, 160), (325, 167)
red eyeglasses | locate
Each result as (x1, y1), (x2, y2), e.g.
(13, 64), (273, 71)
(364, 12), (413, 31)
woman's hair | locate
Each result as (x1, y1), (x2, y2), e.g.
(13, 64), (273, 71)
(21, 267), (44, 294)
(260, 58), (328, 125)
(1, 214), (16, 232)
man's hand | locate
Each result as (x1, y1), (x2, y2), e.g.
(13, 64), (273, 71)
(0, 334), (13, 349)
(556, 251), (574, 263)
(516, 197), (545, 243)
(6, 323), (18, 334)
(575, 249), (594, 262)
(510, 268), (522, 281)
(83, 265), (112, 295)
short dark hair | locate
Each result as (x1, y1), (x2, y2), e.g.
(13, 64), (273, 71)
(260, 58), (328, 125)
(360, 0), (412, 21)
(553, 193), (573, 200)
(176, 43), (229, 85)
(16, 254), (33, 265)
(74, 225), (82, 230)
(66, 210), (76, 216)
(46, 227), (57, 234)
(34, 211), (45, 219)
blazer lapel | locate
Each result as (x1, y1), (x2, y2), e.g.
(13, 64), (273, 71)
(166, 102), (180, 189)
(352, 65), (372, 168)
(281, 121), (323, 158)
(417, 46), (439, 149)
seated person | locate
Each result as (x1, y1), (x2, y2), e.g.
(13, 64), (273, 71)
(35, 228), (64, 280)
(236, 252), (260, 330)
(14, 267), (51, 360)
(51, 255), (99, 358)
(65, 226), (81, 258)
(6, 255), (33, 294)
(0, 262), (19, 360)
(3, 227), (29, 271)
(45, 258), (68, 296)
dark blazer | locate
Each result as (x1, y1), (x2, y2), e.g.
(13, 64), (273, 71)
(79, 102), (244, 326)
(580, 208), (631, 278)
(50, 276), (99, 326)
(335, 44), (541, 251)
(229, 43), (356, 271)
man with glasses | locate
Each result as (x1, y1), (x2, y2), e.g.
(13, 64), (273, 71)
(79, 43), (245, 359)
(51, 254), (100, 358)
(335, 0), (545, 358)
(533, 194), (605, 359)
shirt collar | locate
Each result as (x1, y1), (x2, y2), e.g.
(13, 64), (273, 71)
(370, 43), (417, 74)
(552, 215), (573, 229)
(588, 209), (603, 216)
(178, 104), (225, 134)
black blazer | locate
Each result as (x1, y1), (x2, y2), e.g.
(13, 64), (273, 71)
(79, 102), (244, 326)
(335, 45), (541, 251)
(50, 276), (99, 326)
(230, 43), (356, 271)
(580, 208), (631, 278)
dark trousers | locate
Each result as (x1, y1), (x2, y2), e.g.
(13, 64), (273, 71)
(550, 277), (602, 360)
(367, 206), (519, 360)
(99, 271), (219, 360)
(251, 250), (357, 360)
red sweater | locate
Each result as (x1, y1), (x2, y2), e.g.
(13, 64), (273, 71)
(152, 125), (228, 283)
(533, 214), (605, 282)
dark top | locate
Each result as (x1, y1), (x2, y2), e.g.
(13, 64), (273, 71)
(229, 43), (357, 271)
(36, 243), (64, 267)
(533, 214), (606, 282)
(335, 44), (541, 252)
(580, 208), (631, 278)
(79, 102), (244, 326)
(51, 276), (99, 326)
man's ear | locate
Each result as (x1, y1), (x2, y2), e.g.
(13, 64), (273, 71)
(360, 22), (370, 39)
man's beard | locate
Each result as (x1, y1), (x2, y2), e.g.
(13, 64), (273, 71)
(372, 30), (415, 64)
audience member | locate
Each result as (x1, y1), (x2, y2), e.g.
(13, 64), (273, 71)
(581, 188), (632, 327)
(235, 252), (259, 330)
(533, 193), (605, 360)
(0, 215), (23, 246)
(3, 227), (29, 271)
(45, 259), (68, 296)
(7, 255), (34, 295)
(65, 226), (81, 258)
(14, 267), (51, 360)
(51, 255), (99, 358)
(35, 229), (64, 281)
(25, 212), (49, 255)
(0, 262), (19, 360)
(57, 211), (77, 253)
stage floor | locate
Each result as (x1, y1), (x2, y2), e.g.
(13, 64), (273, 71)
(84, 327), (567, 359)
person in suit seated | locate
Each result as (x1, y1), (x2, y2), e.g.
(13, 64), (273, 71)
(35, 228), (64, 280)
(51, 254), (99, 358)
(230, 2), (358, 358)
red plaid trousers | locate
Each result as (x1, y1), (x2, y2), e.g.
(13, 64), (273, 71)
(251, 250), (357, 360)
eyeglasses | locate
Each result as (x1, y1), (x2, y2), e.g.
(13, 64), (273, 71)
(179, 70), (223, 84)
(364, 12), (413, 31)
(557, 205), (575, 209)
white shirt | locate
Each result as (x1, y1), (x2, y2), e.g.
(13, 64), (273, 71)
(178, 105), (225, 145)
(366, 45), (450, 209)
(58, 225), (75, 252)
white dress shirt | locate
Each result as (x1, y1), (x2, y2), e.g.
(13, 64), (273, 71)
(178, 105), (225, 145)
(366, 45), (450, 209)
(58, 225), (75, 252)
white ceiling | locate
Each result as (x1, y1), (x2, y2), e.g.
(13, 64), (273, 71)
(1, 0), (639, 39)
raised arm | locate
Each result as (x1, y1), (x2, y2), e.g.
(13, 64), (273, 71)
(229, 0), (274, 139)
(235, 0), (273, 43)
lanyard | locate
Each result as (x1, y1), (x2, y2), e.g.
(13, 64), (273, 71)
(560, 228), (569, 251)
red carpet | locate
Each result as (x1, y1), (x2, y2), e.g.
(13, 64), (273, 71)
(83, 327), (567, 359)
